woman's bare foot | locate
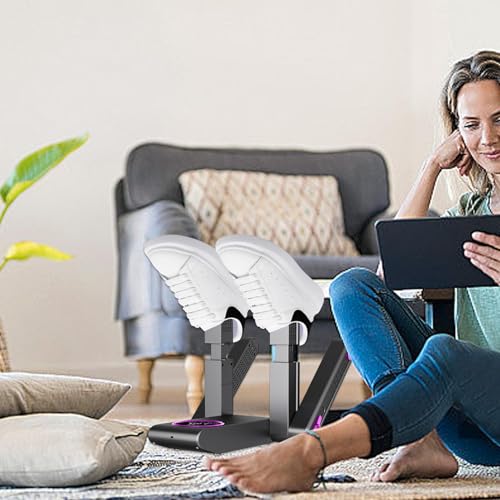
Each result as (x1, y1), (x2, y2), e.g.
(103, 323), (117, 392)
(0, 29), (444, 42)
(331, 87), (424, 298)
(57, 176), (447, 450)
(204, 433), (324, 493)
(205, 414), (371, 493)
(371, 430), (458, 482)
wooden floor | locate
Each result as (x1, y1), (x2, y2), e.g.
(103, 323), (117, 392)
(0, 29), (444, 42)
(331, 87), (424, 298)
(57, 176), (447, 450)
(107, 363), (366, 421)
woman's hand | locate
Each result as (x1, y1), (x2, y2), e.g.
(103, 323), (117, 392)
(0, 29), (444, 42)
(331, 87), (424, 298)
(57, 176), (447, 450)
(430, 129), (473, 177)
(463, 232), (500, 285)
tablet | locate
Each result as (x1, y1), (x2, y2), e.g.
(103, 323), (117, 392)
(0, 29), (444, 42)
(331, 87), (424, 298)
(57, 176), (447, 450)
(375, 215), (500, 290)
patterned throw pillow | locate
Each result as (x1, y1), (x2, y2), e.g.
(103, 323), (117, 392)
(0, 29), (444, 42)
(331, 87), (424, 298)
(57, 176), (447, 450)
(179, 169), (359, 256)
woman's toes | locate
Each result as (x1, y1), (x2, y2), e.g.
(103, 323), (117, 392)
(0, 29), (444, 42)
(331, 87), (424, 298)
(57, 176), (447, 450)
(219, 465), (237, 476)
(379, 462), (402, 482)
(371, 462), (389, 482)
(226, 473), (242, 485)
(205, 458), (224, 471)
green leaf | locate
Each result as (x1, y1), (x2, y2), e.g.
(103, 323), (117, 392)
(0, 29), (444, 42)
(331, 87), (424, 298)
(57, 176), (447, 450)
(3, 181), (31, 206)
(4, 241), (73, 262)
(0, 134), (88, 206)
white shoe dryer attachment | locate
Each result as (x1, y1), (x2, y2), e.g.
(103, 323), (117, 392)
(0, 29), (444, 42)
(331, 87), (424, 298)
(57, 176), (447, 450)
(144, 235), (248, 340)
(215, 235), (324, 345)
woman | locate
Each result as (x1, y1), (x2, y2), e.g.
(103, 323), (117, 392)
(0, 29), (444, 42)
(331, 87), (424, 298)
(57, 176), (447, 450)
(205, 50), (500, 493)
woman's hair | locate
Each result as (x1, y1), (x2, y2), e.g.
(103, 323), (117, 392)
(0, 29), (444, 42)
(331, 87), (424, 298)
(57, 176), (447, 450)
(441, 50), (500, 196)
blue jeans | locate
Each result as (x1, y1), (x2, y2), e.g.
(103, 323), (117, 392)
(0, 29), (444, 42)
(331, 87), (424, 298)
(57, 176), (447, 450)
(329, 267), (500, 465)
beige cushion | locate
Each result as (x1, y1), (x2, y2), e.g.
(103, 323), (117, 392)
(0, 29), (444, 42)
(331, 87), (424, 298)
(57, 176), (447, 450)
(0, 372), (130, 419)
(179, 169), (359, 256)
(0, 413), (146, 487)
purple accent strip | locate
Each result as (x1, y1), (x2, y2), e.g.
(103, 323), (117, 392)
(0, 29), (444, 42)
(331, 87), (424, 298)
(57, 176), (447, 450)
(313, 414), (323, 429)
(172, 419), (225, 429)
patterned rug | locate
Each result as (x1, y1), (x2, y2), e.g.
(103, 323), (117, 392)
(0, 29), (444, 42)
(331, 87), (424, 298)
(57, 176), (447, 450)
(0, 433), (499, 499)
(290, 453), (500, 500)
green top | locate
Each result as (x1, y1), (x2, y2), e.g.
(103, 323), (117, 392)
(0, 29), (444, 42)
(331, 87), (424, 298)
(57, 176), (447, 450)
(444, 191), (500, 352)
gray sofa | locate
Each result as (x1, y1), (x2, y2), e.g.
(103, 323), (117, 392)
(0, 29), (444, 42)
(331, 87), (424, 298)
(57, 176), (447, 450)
(114, 143), (391, 406)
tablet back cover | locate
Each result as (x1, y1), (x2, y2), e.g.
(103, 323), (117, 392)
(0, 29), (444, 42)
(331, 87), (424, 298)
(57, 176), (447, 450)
(376, 216), (500, 289)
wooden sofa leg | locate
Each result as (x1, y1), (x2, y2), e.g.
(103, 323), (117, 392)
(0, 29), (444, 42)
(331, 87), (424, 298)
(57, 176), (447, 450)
(185, 354), (204, 414)
(137, 358), (155, 404)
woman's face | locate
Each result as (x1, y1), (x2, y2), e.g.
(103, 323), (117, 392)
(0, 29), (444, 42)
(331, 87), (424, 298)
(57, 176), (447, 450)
(456, 79), (500, 173)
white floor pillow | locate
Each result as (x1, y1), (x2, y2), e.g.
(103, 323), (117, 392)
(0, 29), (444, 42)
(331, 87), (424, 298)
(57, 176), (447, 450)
(0, 413), (147, 487)
(0, 372), (130, 419)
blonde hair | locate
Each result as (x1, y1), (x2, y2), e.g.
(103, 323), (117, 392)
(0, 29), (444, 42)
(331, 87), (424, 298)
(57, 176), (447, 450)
(441, 50), (500, 196)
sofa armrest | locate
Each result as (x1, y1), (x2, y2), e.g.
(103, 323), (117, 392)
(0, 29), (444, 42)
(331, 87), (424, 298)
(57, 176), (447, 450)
(357, 210), (396, 255)
(357, 208), (440, 255)
(115, 200), (200, 321)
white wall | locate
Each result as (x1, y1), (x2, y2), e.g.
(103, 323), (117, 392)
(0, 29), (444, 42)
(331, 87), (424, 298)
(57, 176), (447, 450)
(408, 0), (500, 205)
(0, 0), (498, 379)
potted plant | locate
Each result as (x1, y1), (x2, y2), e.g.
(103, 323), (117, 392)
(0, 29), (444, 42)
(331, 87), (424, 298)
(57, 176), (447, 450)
(0, 134), (88, 371)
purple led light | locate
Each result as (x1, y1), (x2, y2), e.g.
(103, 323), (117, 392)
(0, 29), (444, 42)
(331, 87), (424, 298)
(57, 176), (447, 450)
(171, 418), (225, 429)
(313, 415), (323, 429)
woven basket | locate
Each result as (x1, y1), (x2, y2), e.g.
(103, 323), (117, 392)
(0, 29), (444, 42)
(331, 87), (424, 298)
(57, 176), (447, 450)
(0, 317), (10, 372)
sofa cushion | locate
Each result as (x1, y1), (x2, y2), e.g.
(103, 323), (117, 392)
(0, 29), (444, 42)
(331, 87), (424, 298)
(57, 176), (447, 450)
(0, 372), (130, 419)
(294, 255), (379, 279)
(179, 169), (359, 256)
(0, 414), (146, 487)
